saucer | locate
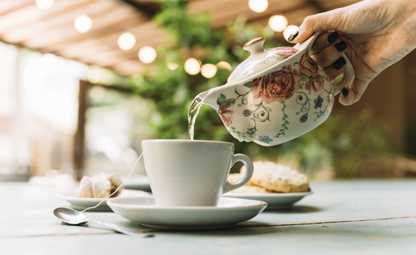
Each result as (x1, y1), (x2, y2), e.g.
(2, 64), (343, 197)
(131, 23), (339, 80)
(224, 191), (312, 209)
(61, 195), (112, 211)
(107, 197), (267, 230)
(61, 190), (152, 212)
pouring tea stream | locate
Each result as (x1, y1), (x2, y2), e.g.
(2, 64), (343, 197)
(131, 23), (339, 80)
(188, 35), (354, 146)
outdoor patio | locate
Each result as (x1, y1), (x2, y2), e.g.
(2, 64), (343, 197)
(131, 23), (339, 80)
(1, 0), (416, 254)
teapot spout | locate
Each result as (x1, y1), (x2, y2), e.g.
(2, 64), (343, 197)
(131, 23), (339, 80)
(194, 88), (222, 110)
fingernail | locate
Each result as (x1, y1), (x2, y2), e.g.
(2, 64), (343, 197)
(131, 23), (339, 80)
(341, 88), (349, 97)
(333, 57), (346, 70)
(334, 41), (347, 52)
(328, 32), (339, 44)
(287, 31), (299, 42)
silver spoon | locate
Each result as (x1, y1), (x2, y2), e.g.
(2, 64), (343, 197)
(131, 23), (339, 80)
(53, 207), (154, 237)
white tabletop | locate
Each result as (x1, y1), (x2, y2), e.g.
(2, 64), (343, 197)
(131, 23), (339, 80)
(1, 180), (416, 254)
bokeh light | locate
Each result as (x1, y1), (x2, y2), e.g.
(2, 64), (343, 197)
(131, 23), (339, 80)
(138, 46), (157, 64)
(117, 32), (136, 51)
(167, 62), (178, 70)
(74, 15), (92, 33)
(36, 0), (54, 9)
(268, 15), (288, 32)
(217, 61), (232, 71)
(184, 58), (201, 75)
(201, 64), (217, 78)
(248, 0), (268, 13)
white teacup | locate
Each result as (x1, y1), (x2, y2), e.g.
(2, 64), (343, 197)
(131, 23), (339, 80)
(142, 139), (253, 207)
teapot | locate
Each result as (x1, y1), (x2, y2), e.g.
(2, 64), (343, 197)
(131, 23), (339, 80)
(196, 35), (355, 146)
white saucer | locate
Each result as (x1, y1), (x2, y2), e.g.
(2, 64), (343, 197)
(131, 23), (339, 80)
(225, 191), (312, 209)
(61, 190), (152, 212)
(61, 195), (112, 211)
(108, 197), (267, 230)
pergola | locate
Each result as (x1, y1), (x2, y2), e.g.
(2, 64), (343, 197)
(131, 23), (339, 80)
(0, 0), (357, 76)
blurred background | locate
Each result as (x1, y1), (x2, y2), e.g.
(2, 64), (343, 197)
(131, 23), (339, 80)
(0, 0), (415, 184)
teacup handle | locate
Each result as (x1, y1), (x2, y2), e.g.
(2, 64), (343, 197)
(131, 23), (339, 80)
(222, 154), (254, 193)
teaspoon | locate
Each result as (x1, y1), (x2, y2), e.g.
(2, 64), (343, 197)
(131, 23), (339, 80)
(53, 207), (154, 237)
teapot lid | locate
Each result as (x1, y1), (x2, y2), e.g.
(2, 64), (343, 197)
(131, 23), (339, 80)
(227, 37), (297, 84)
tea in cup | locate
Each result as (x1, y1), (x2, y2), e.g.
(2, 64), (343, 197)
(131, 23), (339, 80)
(142, 139), (253, 206)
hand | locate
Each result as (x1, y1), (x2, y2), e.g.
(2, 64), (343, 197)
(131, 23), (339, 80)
(292, 0), (416, 105)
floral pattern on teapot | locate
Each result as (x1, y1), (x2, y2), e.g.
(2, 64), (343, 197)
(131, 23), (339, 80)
(216, 53), (335, 146)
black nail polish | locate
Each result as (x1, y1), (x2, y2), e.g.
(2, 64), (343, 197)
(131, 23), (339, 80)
(341, 88), (349, 97)
(335, 41), (347, 52)
(288, 31), (299, 41)
(328, 32), (339, 44)
(333, 57), (346, 70)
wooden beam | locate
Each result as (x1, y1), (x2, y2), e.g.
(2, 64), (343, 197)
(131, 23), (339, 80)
(188, 0), (305, 27)
(60, 21), (167, 61)
(113, 60), (144, 75)
(29, 6), (146, 50)
(61, 0), (304, 66)
(24, 1), (119, 48)
(0, 0), (34, 16)
(0, 0), (92, 37)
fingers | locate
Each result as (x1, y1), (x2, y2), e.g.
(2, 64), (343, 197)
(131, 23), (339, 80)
(310, 32), (340, 54)
(293, 12), (340, 43)
(324, 56), (345, 81)
(308, 31), (366, 106)
(312, 41), (347, 68)
(310, 31), (348, 81)
(338, 79), (370, 106)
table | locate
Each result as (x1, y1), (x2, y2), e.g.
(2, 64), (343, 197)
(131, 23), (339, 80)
(1, 180), (416, 254)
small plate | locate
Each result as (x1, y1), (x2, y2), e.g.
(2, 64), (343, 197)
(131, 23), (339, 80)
(108, 197), (267, 230)
(122, 176), (151, 192)
(61, 190), (152, 212)
(224, 191), (312, 209)
(61, 195), (112, 211)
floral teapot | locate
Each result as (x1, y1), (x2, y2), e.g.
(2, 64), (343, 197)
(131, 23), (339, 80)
(197, 35), (355, 146)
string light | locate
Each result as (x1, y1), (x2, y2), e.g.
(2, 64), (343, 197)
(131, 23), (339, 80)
(117, 32), (136, 51)
(138, 46), (157, 64)
(268, 15), (288, 32)
(248, 0), (268, 13)
(217, 61), (232, 71)
(167, 62), (178, 70)
(36, 0), (54, 9)
(184, 58), (200, 75)
(74, 15), (92, 33)
(201, 64), (217, 78)
(283, 25), (300, 42)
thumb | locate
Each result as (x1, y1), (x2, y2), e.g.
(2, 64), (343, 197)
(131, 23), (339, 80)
(294, 11), (343, 43)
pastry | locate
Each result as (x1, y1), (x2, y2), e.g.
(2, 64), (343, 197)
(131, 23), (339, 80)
(232, 184), (269, 194)
(79, 174), (122, 198)
(249, 162), (309, 193)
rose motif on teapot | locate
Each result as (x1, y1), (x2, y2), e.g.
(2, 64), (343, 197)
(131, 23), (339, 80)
(216, 53), (334, 146)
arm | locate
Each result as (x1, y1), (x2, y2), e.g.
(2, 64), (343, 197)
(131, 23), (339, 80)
(291, 0), (416, 105)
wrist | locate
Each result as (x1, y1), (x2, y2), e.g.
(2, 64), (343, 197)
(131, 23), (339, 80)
(397, 0), (416, 46)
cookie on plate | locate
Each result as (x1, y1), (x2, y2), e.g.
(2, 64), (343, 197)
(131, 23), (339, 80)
(249, 162), (309, 193)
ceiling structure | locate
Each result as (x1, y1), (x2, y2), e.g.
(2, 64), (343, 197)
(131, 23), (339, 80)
(0, 0), (358, 75)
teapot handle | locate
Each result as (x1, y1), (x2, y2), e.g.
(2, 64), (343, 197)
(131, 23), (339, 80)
(297, 33), (355, 95)
(332, 52), (355, 95)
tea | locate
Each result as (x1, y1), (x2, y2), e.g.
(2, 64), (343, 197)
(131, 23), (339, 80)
(187, 92), (208, 140)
